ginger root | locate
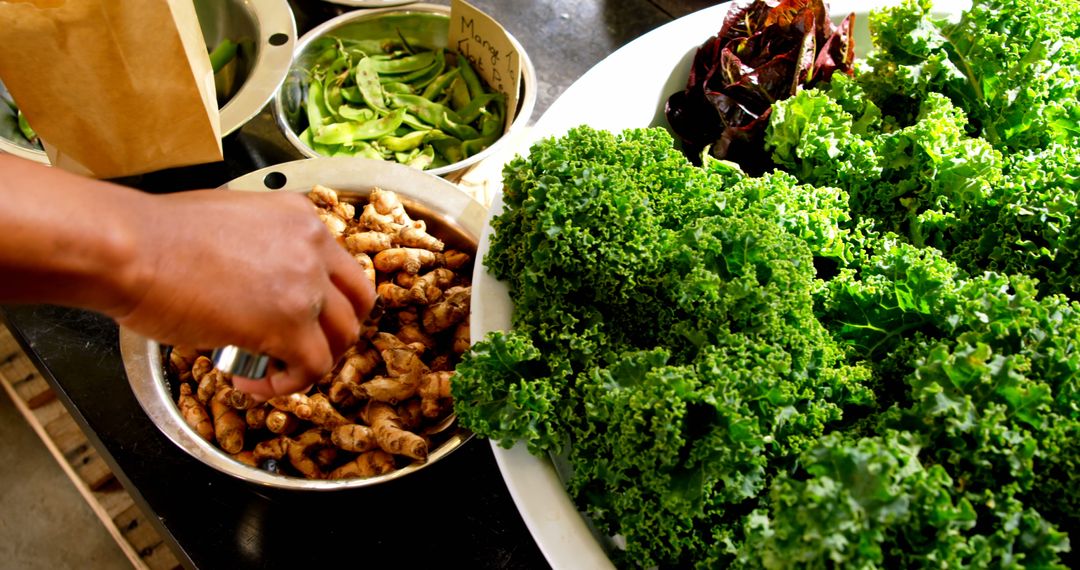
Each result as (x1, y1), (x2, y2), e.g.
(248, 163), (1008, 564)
(419, 371), (454, 418)
(178, 383), (214, 443)
(266, 409), (300, 435)
(345, 231), (393, 254)
(374, 247), (439, 275)
(330, 424), (378, 453)
(362, 401), (428, 461)
(422, 286), (471, 333)
(329, 450), (396, 479)
(211, 387), (245, 454)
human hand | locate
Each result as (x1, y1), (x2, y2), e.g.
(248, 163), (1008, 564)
(114, 189), (376, 400)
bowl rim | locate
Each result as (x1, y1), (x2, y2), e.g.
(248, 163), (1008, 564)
(271, 2), (538, 178)
(120, 157), (486, 490)
(0, 0), (297, 165)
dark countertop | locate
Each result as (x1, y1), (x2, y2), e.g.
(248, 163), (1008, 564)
(1, 1), (720, 568)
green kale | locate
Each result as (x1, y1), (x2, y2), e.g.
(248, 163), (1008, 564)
(863, 0), (1080, 152)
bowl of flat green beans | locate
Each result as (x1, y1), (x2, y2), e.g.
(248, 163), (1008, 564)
(272, 3), (537, 179)
(0, 0), (295, 166)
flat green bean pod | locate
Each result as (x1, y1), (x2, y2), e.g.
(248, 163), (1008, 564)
(295, 35), (509, 171)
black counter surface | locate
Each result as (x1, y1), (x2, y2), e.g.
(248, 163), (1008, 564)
(1, 1), (719, 568)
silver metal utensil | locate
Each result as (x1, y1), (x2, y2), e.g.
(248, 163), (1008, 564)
(211, 346), (271, 379)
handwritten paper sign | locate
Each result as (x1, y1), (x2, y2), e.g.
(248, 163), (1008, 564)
(448, 0), (521, 132)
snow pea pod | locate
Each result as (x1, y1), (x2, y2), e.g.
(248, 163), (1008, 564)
(426, 132), (464, 164)
(343, 141), (384, 160)
(313, 108), (406, 145)
(377, 129), (430, 152)
(340, 85), (364, 104)
(323, 81), (345, 122)
(421, 67), (460, 101)
(338, 105), (376, 122)
(388, 93), (478, 139)
(401, 145), (435, 170)
(382, 81), (413, 95)
(306, 80), (329, 130)
(354, 56), (388, 112)
(450, 76), (470, 111)
(456, 55), (485, 100)
(395, 49), (445, 87)
(455, 92), (503, 125)
(371, 51), (436, 74)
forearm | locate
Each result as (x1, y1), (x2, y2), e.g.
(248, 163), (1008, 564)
(0, 154), (147, 315)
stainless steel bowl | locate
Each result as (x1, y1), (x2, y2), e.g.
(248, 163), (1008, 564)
(273, 3), (537, 179)
(120, 157), (484, 490)
(0, 0), (296, 165)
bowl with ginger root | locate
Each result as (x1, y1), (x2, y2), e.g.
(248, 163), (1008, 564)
(120, 157), (484, 489)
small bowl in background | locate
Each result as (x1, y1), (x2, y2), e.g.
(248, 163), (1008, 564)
(120, 157), (484, 490)
(273, 3), (537, 180)
(0, 0), (296, 166)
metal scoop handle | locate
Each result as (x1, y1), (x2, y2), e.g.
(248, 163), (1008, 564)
(211, 346), (271, 379)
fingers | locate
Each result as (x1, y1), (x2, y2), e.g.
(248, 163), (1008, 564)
(326, 241), (378, 320)
(230, 365), (310, 403)
(319, 285), (361, 359)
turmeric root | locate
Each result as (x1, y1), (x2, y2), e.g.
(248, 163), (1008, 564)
(406, 267), (455, 303)
(191, 355), (214, 380)
(211, 387), (246, 454)
(393, 224), (444, 252)
(287, 429), (333, 479)
(372, 331), (426, 355)
(296, 393), (351, 428)
(318, 210), (349, 238)
(359, 202), (403, 233)
(359, 371), (422, 404)
(362, 401), (428, 461)
(169, 346), (200, 382)
(330, 424), (378, 453)
(345, 231), (393, 254)
(328, 450), (396, 479)
(377, 281), (423, 308)
(442, 249), (471, 270)
(452, 321), (471, 354)
(268, 393), (312, 418)
(397, 322), (436, 351)
(368, 187), (410, 223)
(381, 347), (428, 378)
(309, 184), (356, 221)
(197, 368), (229, 406)
(253, 436), (291, 462)
(419, 371), (454, 418)
(231, 450), (258, 467)
(178, 383), (214, 442)
(422, 286), (471, 333)
(374, 247), (439, 275)
(354, 252), (376, 284)
(265, 409), (300, 435)
(335, 346), (381, 384)
(245, 406), (268, 430)
(397, 399), (424, 431)
(228, 387), (256, 410)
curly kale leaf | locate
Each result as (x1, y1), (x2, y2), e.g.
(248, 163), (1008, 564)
(863, 0), (1080, 152)
(451, 330), (565, 454)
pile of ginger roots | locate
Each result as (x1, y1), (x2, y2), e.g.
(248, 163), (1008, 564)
(168, 185), (473, 480)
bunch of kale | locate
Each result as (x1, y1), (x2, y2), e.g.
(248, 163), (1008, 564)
(452, 0), (1080, 567)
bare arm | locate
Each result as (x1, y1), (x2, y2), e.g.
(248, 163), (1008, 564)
(0, 154), (376, 399)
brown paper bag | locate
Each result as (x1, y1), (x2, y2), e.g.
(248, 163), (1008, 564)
(0, 0), (223, 178)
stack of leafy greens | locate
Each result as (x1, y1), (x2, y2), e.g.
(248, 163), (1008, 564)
(452, 0), (1080, 567)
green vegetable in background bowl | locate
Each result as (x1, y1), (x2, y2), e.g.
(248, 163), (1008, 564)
(294, 35), (505, 171)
